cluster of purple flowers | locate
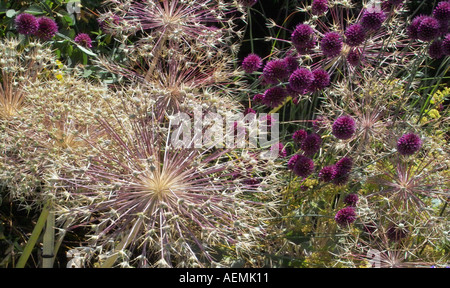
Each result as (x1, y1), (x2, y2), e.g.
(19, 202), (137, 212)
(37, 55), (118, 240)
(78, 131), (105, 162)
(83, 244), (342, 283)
(318, 156), (353, 186)
(15, 13), (58, 40)
(334, 206), (357, 226)
(408, 1), (450, 59)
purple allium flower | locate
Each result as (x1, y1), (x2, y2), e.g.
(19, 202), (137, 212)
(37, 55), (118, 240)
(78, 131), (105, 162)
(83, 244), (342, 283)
(271, 142), (287, 158)
(335, 157), (353, 175)
(262, 59), (290, 84)
(347, 48), (362, 66)
(332, 115), (356, 140)
(293, 129), (308, 144)
(397, 133), (422, 155)
(289, 68), (314, 93)
(408, 15), (428, 39)
(244, 108), (256, 115)
(318, 165), (336, 182)
(417, 16), (440, 41)
(311, 0), (329, 15)
(74, 33), (92, 48)
(287, 154), (301, 170)
(283, 55), (299, 73)
(242, 53), (262, 73)
(15, 13), (39, 36)
(291, 24), (316, 54)
(309, 69), (330, 92)
(301, 133), (322, 156)
(239, 0), (258, 7)
(34, 17), (58, 40)
(253, 93), (264, 104)
(293, 155), (314, 177)
(429, 40), (444, 59)
(360, 9), (386, 31)
(386, 224), (408, 242)
(262, 86), (288, 108)
(433, 1), (450, 22)
(442, 33), (450, 55)
(343, 193), (359, 207)
(345, 24), (366, 46)
(335, 207), (357, 226)
(320, 32), (343, 58)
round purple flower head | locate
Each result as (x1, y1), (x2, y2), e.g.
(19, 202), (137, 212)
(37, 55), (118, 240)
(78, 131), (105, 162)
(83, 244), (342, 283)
(360, 9), (386, 31)
(343, 193), (359, 207)
(433, 1), (450, 23)
(318, 165), (336, 182)
(263, 59), (290, 84)
(289, 68), (314, 93)
(335, 157), (353, 175)
(291, 24), (316, 54)
(347, 48), (363, 66)
(335, 207), (357, 226)
(301, 133), (322, 156)
(332, 115), (356, 140)
(443, 33), (450, 55)
(309, 69), (330, 92)
(320, 32), (343, 58)
(417, 16), (440, 41)
(386, 224), (408, 242)
(283, 55), (299, 73)
(293, 155), (315, 177)
(253, 93), (264, 104)
(262, 86), (287, 108)
(293, 129), (308, 144)
(345, 24), (366, 47)
(35, 17), (58, 40)
(429, 40), (444, 59)
(397, 133), (422, 155)
(242, 53), (262, 73)
(15, 13), (39, 36)
(74, 33), (92, 48)
(244, 108), (256, 116)
(311, 0), (329, 15)
(408, 15), (428, 39)
(287, 154), (301, 170)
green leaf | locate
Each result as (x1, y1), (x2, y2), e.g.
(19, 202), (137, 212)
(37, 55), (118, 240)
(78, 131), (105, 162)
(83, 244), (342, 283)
(6, 9), (16, 18)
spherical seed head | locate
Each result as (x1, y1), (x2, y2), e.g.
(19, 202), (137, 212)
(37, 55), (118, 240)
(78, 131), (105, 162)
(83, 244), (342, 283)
(429, 40), (444, 59)
(397, 133), (422, 155)
(320, 32), (343, 58)
(417, 16), (440, 41)
(442, 33), (450, 55)
(360, 9), (386, 31)
(345, 24), (366, 47)
(283, 55), (299, 73)
(332, 115), (356, 140)
(335, 157), (353, 174)
(301, 133), (322, 156)
(335, 207), (357, 226)
(287, 154), (301, 170)
(433, 1), (450, 22)
(318, 165), (336, 182)
(74, 33), (92, 48)
(408, 15), (428, 39)
(343, 193), (359, 207)
(35, 17), (58, 40)
(309, 69), (330, 92)
(262, 86), (287, 108)
(386, 224), (408, 242)
(293, 155), (314, 177)
(311, 0), (328, 15)
(262, 59), (290, 84)
(293, 129), (308, 144)
(242, 53), (262, 73)
(15, 13), (39, 35)
(289, 68), (314, 93)
(347, 48), (363, 66)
